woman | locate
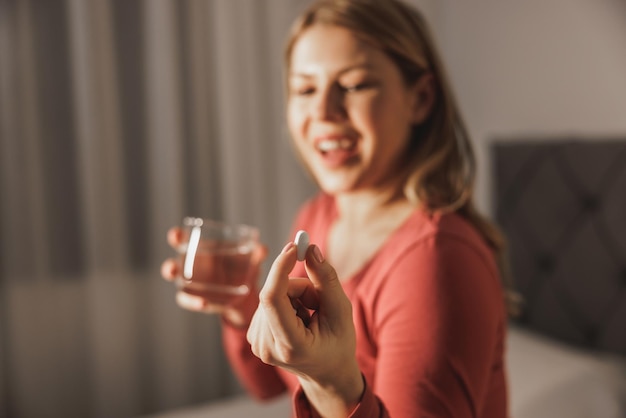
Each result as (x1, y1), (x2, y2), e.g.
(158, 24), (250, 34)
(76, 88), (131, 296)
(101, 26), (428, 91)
(163, 0), (510, 416)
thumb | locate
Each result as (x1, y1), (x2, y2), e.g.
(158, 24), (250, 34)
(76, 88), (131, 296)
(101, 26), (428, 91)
(261, 242), (297, 302)
(257, 242), (305, 341)
(304, 245), (349, 312)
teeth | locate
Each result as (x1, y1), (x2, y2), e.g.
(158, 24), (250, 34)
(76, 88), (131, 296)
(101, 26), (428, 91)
(318, 139), (352, 152)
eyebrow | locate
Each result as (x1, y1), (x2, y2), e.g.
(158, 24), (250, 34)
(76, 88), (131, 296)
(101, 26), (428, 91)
(289, 63), (375, 78)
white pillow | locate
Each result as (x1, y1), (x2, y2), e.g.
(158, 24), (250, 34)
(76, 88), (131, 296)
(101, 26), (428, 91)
(507, 325), (626, 418)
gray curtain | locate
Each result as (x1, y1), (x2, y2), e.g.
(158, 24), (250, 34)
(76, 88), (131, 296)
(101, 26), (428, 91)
(0, 0), (315, 417)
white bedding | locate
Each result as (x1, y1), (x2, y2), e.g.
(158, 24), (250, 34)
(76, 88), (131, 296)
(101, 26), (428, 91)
(145, 325), (626, 418)
(507, 325), (626, 418)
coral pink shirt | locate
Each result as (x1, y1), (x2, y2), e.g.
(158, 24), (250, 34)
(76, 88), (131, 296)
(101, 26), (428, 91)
(223, 193), (508, 417)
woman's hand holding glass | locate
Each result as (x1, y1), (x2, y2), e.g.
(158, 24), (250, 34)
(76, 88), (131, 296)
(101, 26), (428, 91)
(160, 219), (268, 328)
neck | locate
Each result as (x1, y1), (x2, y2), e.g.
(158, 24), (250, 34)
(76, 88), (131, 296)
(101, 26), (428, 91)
(334, 186), (410, 225)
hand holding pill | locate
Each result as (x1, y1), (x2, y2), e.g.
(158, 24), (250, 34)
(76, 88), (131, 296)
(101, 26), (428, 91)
(247, 229), (362, 406)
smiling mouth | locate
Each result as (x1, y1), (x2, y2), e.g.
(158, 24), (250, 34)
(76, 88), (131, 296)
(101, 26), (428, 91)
(313, 137), (359, 167)
(316, 138), (356, 153)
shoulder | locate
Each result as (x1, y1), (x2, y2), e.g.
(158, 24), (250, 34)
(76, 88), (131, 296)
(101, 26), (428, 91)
(391, 209), (498, 279)
(369, 209), (505, 330)
(431, 211), (497, 271)
(367, 209), (502, 307)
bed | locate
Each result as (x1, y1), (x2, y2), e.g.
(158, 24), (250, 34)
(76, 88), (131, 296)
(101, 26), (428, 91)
(146, 139), (626, 417)
(495, 139), (626, 417)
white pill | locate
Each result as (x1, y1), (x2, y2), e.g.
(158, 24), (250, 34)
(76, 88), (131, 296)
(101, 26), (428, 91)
(294, 230), (310, 261)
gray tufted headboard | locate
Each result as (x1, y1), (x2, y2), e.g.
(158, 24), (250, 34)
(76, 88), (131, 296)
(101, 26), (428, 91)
(492, 139), (626, 355)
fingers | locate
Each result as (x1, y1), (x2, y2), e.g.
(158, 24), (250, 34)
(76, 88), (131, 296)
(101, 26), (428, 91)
(288, 277), (320, 310)
(252, 243), (269, 265)
(248, 243), (358, 383)
(163, 227), (183, 282)
(304, 245), (342, 297)
(304, 245), (351, 321)
(258, 243), (308, 343)
(167, 227), (184, 249)
(291, 297), (312, 327)
(160, 258), (179, 281)
(176, 291), (205, 310)
(176, 291), (221, 314)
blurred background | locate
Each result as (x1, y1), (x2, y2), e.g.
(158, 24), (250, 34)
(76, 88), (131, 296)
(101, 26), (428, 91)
(0, 0), (625, 417)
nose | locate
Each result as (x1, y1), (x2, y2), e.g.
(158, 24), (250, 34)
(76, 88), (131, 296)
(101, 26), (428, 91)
(311, 85), (345, 121)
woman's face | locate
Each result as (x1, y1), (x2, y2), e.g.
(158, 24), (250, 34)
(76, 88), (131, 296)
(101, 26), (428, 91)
(287, 24), (430, 195)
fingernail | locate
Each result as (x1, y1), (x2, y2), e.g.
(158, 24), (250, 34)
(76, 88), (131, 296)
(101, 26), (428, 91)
(281, 242), (295, 254)
(178, 292), (202, 309)
(312, 245), (324, 263)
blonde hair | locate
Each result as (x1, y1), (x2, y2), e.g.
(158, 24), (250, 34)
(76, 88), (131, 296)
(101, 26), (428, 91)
(284, 0), (520, 314)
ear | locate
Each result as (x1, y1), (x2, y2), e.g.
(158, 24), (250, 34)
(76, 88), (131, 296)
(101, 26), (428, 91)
(409, 72), (436, 124)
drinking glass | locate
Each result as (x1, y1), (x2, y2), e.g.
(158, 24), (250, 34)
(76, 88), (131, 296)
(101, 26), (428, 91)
(175, 217), (260, 305)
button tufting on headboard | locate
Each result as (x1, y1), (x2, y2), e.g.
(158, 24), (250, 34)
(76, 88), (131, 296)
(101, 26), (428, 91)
(492, 139), (626, 355)
(535, 254), (556, 274)
(581, 194), (601, 213)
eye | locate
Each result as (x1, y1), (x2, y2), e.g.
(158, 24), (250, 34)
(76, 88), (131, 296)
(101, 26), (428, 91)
(289, 81), (315, 97)
(341, 82), (373, 93)
(295, 87), (315, 96)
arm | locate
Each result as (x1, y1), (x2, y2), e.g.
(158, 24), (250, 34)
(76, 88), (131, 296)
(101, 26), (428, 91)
(222, 313), (288, 400)
(367, 235), (505, 417)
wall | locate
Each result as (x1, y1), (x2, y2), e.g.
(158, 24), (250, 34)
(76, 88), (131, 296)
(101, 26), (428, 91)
(433, 0), (626, 213)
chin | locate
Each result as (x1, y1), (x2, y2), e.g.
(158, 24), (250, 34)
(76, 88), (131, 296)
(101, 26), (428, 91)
(309, 164), (363, 194)
(316, 177), (359, 195)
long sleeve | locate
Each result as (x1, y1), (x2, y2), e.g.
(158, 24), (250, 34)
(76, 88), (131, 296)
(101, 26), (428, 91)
(221, 320), (287, 400)
(366, 229), (507, 417)
(292, 378), (389, 418)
